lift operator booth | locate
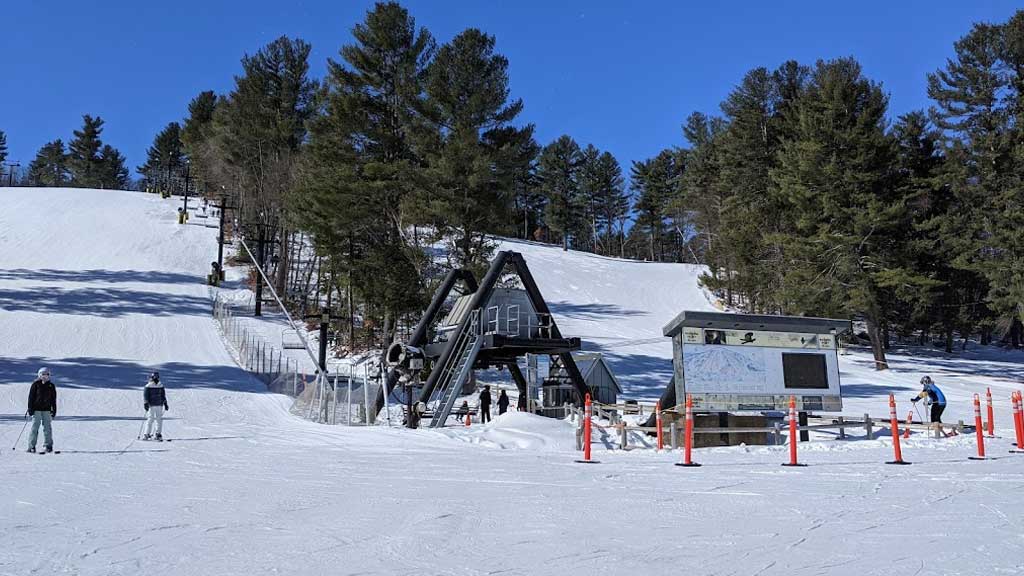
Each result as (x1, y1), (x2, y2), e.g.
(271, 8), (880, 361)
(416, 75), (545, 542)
(663, 311), (851, 414)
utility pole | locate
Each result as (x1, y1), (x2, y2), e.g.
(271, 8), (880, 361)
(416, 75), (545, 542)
(215, 192), (236, 281)
(304, 310), (345, 372)
(182, 159), (191, 215)
(5, 162), (19, 186)
(255, 225), (266, 317)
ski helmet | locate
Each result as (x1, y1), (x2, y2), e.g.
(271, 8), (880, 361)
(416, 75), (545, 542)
(150, 371), (160, 382)
(37, 367), (50, 379)
(920, 375), (933, 386)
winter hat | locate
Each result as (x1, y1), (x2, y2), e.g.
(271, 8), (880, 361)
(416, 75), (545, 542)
(150, 371), (160, 382)
(37, 367), (50, 379)
(920, 375), (933, 386)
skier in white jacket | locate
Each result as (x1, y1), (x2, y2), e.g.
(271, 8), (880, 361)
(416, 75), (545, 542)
(143, 372), (169, 441)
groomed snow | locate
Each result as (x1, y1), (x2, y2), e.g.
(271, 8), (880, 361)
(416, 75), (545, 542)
(2, 187), (1023, 576)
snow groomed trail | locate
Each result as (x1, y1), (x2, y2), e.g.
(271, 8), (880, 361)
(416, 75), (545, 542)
(1, 188), (1023, 576)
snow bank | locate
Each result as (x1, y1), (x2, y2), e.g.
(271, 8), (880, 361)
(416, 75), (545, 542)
(439, 411), (577, 451)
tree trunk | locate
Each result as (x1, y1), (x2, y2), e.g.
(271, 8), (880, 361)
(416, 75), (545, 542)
(944, 328), (953, 353)
(882, 325), (891, 350)
(866, 318), (889, 370)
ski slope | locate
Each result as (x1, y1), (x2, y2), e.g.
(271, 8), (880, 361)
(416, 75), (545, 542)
(2, 187), (1024, 576)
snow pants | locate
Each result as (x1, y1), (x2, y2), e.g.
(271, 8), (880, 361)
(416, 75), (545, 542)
(146, 405), (164, 436)
(480, 404), (491, 424)
(28, 411), (52, 449)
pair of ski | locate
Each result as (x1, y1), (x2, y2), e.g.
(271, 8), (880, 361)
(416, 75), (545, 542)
(140, 438), (172, 443)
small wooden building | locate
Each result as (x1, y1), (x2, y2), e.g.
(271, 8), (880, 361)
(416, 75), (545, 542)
(543, 352), (621, 406)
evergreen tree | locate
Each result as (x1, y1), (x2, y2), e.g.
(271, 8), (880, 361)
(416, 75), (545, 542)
(214, 35), (317, 297)
(630, 149), (680, 261)
(296, 2), (433, 346)
(181, 91), (219, 190)
(138, 122), (185, 192)
(99, 145), (130, 189)
(578, 146), (627, 255)
(0, 129), (7, 166)
(27, 139), (69, 187)
(416, 28), (535, 270)
(928, 12), (1024, 327)
(67, 115), (106, 188)
(538, 135), (582, 251)
(772, 58), (900, 369)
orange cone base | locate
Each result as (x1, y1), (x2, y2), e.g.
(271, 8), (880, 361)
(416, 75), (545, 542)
(968, 456), (988, 461)
(781, 463), (807, 467)
(575, 459), (600, 464)
(675, 462), (702, 467)
(885, 460), (912, 465)
(1009, 449), (1024, 454)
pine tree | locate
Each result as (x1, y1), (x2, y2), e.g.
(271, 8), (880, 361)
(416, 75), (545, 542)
(27, 140), (69, 187)
(67, 115), (106, 188)
(0, 129), (7, 166)
(538, 135), (582, 251)
(295, 2), (433, 346)
(138, 122), (185, 192)
(928, 12), (1024, 327)
(181, 91), (219, 191)
(772, 58), (900, 369)
(416, 28), (535, 270)
(630, 149), (679, 261)
(578, 146), (627, 255)
(99, 145), (129, 189)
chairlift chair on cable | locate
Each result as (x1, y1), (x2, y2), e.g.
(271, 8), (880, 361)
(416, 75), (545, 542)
(282, 328), (306, 350)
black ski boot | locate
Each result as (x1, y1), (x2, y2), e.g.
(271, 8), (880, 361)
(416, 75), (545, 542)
(45, 446), (53, 453)
(155, 433), (163, 442)
(26, 446), (35, 453)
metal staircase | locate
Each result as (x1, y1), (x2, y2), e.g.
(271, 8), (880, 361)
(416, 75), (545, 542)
(428, 310), (483, 428)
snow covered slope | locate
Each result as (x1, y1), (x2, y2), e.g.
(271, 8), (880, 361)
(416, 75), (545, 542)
(2, 187), (1024, 576)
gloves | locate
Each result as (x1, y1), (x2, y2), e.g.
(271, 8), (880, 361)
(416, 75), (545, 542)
(144, 403), (150, 411)
(27, 410), (33, 417)
(164, 404), (169, 411)
(910, 397), (918, 403)
(51, 411), (56, 418)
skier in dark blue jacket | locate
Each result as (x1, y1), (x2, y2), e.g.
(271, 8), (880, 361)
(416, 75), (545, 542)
(143, 372), (169, 441)
(912, 375), (947, 434)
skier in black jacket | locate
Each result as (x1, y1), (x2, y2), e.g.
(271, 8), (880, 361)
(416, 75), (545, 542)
(26, 367), (57, 453)
(143, 372), (169, 441)
(479, 385), (492, 424)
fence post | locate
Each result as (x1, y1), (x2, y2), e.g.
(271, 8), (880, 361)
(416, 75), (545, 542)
(347, 374), (353, 426)
(619, 422), (627, 450)
(292, 370), (297, 396)
(670, 421), (679, 450)
(773, 422), (782, 446)
(363, 364), (371, 426)
(332, 373), (339, 425)
(864, 413), (873, 440)
(837, 416), (846, 440)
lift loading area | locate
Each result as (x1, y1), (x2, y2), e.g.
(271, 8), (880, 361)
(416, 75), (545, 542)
(380, 251), (589, 428)
(645, 311), (852, 446)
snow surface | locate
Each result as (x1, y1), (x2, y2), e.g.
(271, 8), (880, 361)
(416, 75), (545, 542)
(2, 187), (1024, 576)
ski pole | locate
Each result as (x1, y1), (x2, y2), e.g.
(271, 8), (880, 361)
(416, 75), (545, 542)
(137, 416), (147, 440)
(11, 415), (30, 450)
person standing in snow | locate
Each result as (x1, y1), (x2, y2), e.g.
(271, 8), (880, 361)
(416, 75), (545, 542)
(26, 367), (57, 453)
(911, 375), (947, 433)
(143, 372), (169, 441)
(479, 385), (492, 424)
(497, 389), (510, 415)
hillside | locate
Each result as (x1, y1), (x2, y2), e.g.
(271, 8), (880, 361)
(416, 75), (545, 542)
(2, 187), (1023, 576)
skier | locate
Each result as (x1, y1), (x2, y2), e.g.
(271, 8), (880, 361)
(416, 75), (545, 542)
(479, 385), (492, 424)
(143, 372), (169, 441)
(26, 367), (57, 453)
(911, 375), (947, 434)
(497, 389), (510, 415)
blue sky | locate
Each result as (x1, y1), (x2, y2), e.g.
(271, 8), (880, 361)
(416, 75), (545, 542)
(1, 1), (1019, 176)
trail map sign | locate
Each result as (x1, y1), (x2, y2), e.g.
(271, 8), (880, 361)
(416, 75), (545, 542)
(663, 312), (850, 412)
